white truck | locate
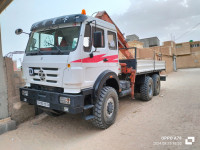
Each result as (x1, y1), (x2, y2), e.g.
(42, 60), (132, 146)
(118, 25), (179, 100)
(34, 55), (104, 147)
(16, 10), (166, 129)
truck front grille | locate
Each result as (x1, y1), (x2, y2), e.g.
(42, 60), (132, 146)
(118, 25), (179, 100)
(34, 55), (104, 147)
(30, 67), (59, 84)
(31, 84), (64, 93)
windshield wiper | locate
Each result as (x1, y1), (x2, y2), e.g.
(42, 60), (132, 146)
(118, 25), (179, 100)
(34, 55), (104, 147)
(45, 41), (62, 53)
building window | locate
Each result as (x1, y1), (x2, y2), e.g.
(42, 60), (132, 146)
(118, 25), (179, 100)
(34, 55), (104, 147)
(191, 43), (200, 48)
(176, 44), (182, 48)
(107, 31), (117, 50)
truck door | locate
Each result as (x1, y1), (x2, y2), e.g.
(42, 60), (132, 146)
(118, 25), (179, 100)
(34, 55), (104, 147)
(82, 24), (108, 88)
(106, 30), (118, 72)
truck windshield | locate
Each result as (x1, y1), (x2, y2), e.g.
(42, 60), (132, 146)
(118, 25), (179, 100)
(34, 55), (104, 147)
(26, 26), (80, 55)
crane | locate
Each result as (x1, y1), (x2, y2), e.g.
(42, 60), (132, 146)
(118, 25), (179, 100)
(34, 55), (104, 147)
(95, 11), (134, 59)
(95, 11), (136, 99)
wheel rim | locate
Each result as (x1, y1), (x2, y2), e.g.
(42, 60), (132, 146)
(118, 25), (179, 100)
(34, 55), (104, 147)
(149, 82), (153, 96)
(105, 97), (114, 118)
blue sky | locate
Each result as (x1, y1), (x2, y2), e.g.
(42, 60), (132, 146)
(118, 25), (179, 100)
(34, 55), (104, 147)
(1, 0), (200, 56)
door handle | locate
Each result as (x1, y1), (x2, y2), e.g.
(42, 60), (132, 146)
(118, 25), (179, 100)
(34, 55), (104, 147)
(103, 58), (108, 62)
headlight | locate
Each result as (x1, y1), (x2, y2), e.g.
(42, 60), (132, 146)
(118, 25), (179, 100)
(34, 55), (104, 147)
(59, 97), (70, 105)
(22, 90), (28, 96)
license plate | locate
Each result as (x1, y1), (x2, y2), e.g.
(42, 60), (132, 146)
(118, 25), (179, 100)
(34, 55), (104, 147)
(37, 100), (50, 108)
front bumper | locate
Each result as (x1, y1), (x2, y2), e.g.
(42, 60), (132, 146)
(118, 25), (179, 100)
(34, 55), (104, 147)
(20, 87), (86, 114)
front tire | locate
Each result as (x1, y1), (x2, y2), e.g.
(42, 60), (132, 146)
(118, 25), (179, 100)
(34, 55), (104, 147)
(92, 86), (119, 129)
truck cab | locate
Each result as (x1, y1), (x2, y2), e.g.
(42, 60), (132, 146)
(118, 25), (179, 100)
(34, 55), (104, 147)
(20, 13), (121, 127)
(23, 14), (118, 93)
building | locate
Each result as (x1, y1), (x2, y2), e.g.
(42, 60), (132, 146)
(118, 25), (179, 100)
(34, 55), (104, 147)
(125, 35), (200, 73)
(126, 34), (139, 42)
(176, 41), (200, 69)
(139, 37), (160, 48)
(126, 34), (160, 48)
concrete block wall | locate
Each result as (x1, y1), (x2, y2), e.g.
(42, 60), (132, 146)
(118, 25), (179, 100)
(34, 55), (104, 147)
(4, 57), (35, 124)
(0, 118), (16, 135)
(0, 25), (9, 119)
(139, 37), (160, 48)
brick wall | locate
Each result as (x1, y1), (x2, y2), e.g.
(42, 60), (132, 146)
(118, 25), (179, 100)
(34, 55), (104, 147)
(119, 40), (175, 74)
(137, 42), (174, 74)
(137, 48), (154, 59)
(120, 39), (200, 73)
(176, 41), (200, 69)
(176, 42), (191, 55)
(162, 55), (173, 73)
(177, 52), (200, 69)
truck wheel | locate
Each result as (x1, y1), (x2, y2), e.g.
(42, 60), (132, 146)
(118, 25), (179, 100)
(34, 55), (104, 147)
(152, 74), (160, 96)
(92, 86), (119, 129)
(140, 76), (153, 101)
(134, 93), (141, 100)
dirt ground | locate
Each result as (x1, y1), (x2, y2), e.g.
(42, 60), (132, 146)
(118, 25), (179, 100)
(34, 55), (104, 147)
(0, 68), (200, 150)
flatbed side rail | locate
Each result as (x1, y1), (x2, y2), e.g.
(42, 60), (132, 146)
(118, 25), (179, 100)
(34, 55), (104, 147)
(119, 47), (137, 71)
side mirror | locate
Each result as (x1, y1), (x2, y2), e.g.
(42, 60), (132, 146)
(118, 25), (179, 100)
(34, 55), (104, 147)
(93, 31), (102, 48)
(15, 29), (23, 35)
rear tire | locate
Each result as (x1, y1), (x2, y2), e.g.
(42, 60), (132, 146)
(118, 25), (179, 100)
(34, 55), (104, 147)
(152, 74), (160, 96)
(140, 76), (153, 101)
(92, 86), (119, 129)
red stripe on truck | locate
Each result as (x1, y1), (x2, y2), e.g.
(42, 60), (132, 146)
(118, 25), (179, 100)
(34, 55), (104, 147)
(72, 54), (118, 63)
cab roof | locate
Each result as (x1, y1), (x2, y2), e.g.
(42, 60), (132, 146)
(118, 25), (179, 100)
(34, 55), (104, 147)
(30, 14), (116, 31)
(30, 14), (87, 31)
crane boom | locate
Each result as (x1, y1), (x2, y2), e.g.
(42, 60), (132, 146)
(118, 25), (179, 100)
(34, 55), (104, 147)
(95, 11), (134, 59)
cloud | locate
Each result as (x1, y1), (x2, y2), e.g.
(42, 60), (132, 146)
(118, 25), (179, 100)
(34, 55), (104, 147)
(112, 0), (200, 43)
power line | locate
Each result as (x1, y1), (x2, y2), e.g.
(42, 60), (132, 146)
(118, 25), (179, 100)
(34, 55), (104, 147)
(175, 22), (200, 41)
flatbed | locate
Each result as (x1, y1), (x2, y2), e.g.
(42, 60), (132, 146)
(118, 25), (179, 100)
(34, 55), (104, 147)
(136, 59), (165, 74)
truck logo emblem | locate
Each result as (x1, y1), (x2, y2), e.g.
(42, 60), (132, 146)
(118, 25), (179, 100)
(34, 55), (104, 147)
(38, 69), (45, 81)
(29, 68), (34, 76)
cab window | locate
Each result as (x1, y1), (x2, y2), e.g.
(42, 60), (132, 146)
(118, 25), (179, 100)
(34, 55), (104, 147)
(83, 24), (92, 52)
(108, 31), (117, 50)
(92, 27), (105, 48)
